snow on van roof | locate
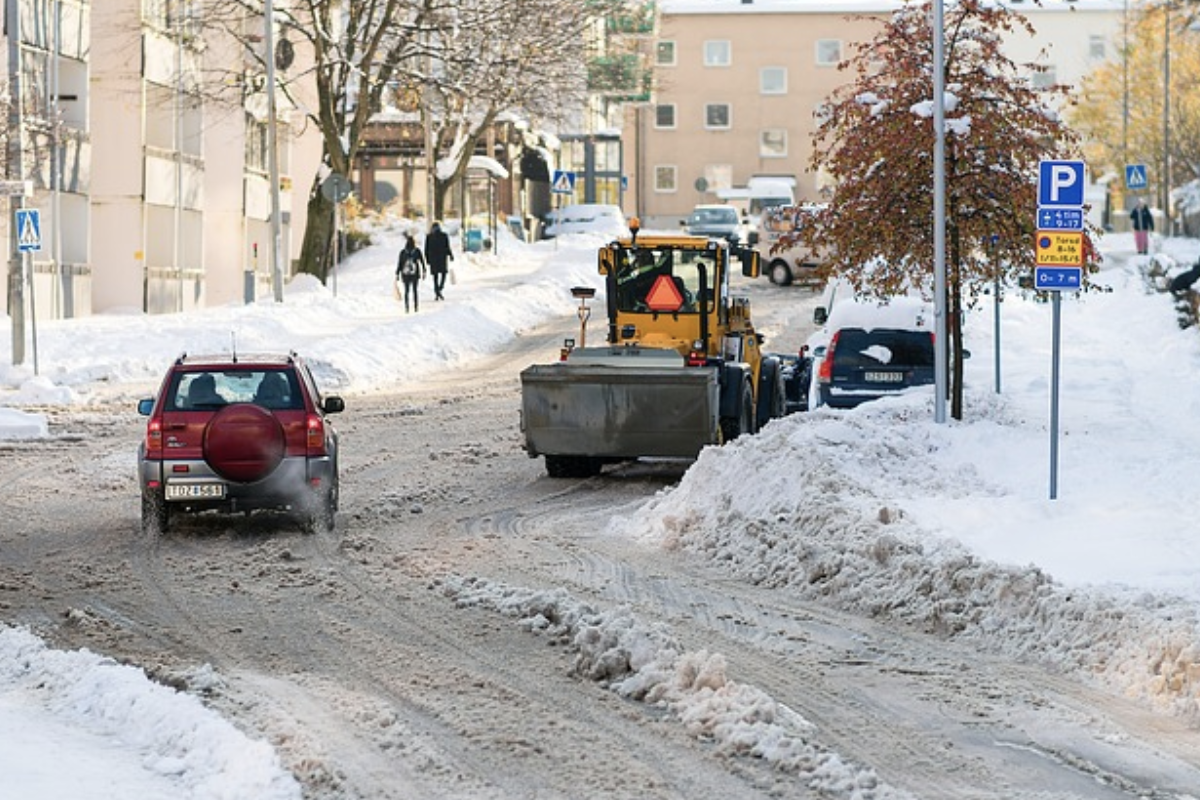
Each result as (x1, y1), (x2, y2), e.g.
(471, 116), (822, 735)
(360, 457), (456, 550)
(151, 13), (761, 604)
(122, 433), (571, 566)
(826, 295), (933, 332)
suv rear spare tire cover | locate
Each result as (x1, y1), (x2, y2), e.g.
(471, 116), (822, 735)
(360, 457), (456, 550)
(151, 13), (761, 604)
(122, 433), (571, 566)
(203, 403), (287, 482)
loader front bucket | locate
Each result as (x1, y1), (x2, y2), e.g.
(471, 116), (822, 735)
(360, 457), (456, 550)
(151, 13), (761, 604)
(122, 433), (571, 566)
(520, 364), (720, 461)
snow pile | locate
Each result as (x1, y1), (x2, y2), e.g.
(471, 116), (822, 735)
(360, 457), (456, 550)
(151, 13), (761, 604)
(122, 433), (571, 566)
(439, 575), (915, 799)
(0, 626), (301, 800)
(619, 394), (1200, 719)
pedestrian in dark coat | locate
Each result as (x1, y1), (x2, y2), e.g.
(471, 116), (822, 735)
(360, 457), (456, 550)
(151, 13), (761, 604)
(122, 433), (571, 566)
(1131, 199), (1154, 255)
(396, 233), (426, 313)
(424, 221), (454, 301)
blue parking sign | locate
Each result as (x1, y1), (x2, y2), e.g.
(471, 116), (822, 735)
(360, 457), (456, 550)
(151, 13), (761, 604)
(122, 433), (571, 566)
(1038, 160), (1086, 207)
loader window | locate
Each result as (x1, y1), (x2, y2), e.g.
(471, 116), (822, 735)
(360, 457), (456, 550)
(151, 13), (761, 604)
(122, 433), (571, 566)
(615, 247), (714, 314)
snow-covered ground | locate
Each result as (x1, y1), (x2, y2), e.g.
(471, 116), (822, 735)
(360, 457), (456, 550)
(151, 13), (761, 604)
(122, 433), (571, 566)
(2, 219), (1198, 797)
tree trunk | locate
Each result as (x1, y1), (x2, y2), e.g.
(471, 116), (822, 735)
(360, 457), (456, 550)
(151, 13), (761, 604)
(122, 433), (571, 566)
(948, 223), (965, 420)
(950, 266), (965, 421)
(298, 180), (335, 282)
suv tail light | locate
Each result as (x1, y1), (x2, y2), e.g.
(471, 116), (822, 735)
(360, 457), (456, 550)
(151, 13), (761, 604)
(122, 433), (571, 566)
(144, 418), (164, 458)
(817, 332), (840, 383)
(306, 413), (327, 456)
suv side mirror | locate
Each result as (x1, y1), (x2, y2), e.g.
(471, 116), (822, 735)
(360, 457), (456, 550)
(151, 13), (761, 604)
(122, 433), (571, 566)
(323, 396), (345, 414)
(137, 398), (154, 416)
(813, 308), (828, 325)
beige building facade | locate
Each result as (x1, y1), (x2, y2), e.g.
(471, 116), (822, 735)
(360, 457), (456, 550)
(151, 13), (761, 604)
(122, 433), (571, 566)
(627, 0), (1124, 230)
(3, 0), (319, 325)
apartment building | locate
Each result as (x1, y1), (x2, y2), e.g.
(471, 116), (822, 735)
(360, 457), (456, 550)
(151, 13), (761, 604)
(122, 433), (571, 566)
(1, 0), (91, 323)
(2, 0), (318, 323)
(627, 0), (1124, 229)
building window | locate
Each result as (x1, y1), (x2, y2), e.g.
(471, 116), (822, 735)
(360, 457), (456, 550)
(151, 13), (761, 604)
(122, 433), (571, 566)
(144, 0), (198, 30)
(760, 129), (787, 158)
(655, 165), (678, 193)
(655, 104), (676, 129)
(1031, 65), (1057, 90)
(816, 39), (842, 66)
(656, 40), (676, 67)
(245, 113), (268, 172)
(704, 40), (731, 67)
(1088, 35), (1106, 60)
(705, 103), (731, 130)
(760, 67), (787, 95)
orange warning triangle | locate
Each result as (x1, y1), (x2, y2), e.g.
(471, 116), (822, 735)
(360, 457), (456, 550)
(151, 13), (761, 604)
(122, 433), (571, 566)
(645, 274), (684, 312)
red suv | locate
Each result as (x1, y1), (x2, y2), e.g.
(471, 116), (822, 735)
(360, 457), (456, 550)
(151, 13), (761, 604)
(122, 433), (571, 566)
(136, 352), (344, 534)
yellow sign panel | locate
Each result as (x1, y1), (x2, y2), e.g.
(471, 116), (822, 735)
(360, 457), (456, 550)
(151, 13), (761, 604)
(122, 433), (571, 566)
(1035, 230), (1084, 266)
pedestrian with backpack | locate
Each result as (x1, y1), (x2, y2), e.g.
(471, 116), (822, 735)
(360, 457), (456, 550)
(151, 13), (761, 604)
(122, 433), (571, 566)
(396, 233), (426, 313)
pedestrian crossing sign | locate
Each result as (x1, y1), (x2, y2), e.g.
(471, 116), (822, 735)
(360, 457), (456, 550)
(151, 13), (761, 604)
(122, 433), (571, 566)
(16, 208), (41, 252)
(551, 170), (576, 195)
(1125, 164), (1147, 191)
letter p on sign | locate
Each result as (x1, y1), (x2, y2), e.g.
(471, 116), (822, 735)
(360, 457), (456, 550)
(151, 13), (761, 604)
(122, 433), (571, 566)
(1038, 160), (1086, 208)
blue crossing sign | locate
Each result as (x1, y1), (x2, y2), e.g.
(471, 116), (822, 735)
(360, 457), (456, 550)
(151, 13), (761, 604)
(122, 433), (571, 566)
(551, 170), (576, 195)
(1125, 164), (1148, 190)
(16, 208), (41, 252)
(1038, 160), (1086, 207)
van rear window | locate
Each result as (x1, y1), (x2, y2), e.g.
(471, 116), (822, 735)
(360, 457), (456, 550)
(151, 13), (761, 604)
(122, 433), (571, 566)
(833, 329), (933, 368)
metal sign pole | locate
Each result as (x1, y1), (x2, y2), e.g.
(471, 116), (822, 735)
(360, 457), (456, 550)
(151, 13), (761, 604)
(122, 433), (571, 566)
(1049, 292), (1061, 500)
(25, 248), (37, 374)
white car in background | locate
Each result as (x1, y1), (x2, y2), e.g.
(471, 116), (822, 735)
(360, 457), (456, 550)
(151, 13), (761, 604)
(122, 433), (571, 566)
(759, 203), (828, 287)
(543, 204), (629, 239)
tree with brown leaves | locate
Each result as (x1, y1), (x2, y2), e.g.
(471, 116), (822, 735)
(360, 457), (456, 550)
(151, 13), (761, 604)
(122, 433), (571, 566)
(795, 0), (1096, 419)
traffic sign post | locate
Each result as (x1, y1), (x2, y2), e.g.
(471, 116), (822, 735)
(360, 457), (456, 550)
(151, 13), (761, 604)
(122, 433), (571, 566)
(1036, 159), (1087, 500)
(549, 171), (577, 252)
(13, 208), (40, 375)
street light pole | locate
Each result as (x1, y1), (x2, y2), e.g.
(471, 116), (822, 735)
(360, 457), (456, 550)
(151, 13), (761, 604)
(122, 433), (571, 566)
(933, 0), (947, 424)
(1163, 1), (1171, 231)
(6, 0), (25, 365)
(1123, 0), (1129, 165)
(265, 0), (284, 302)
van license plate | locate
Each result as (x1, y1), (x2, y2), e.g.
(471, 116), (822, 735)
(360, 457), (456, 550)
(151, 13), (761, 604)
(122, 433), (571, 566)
(166, 483), (226, 500)
(864, 371), (903, 383)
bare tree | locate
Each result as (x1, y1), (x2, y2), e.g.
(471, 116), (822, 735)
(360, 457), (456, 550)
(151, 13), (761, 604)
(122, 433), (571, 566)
(202, 0), (619, 282)
(794, 0), (1094, 419)
(419, 0), (618, 218)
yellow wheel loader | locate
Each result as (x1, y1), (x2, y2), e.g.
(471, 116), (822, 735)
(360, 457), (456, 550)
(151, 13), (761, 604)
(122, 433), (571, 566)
(520, 219), (788, 478)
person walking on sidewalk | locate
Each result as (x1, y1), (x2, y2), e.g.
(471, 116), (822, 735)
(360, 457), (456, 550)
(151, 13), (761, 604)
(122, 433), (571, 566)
(1131, 198), (1154, 255)
(424, 221), (454, 301)
(396, 233), (426, 313)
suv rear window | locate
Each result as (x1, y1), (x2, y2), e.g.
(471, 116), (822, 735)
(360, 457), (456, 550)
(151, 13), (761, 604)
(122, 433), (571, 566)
(166, 369), (303, 411)
(832, 329), (933, 369)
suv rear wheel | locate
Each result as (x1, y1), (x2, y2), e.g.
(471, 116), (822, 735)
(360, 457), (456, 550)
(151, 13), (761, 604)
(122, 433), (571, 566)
(303, 475), (338, 534)
(142, 491), (170, 535)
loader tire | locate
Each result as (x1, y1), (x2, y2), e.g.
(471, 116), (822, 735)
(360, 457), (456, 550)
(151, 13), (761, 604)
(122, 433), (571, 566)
(757, 358), (786, 425)
(545, 455), (602, 479)
(720, 380), (756, 442)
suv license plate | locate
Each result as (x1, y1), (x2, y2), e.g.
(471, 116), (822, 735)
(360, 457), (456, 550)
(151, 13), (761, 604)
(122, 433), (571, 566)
(863, 371), (904, 383)
(166, 483), (227, 500)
